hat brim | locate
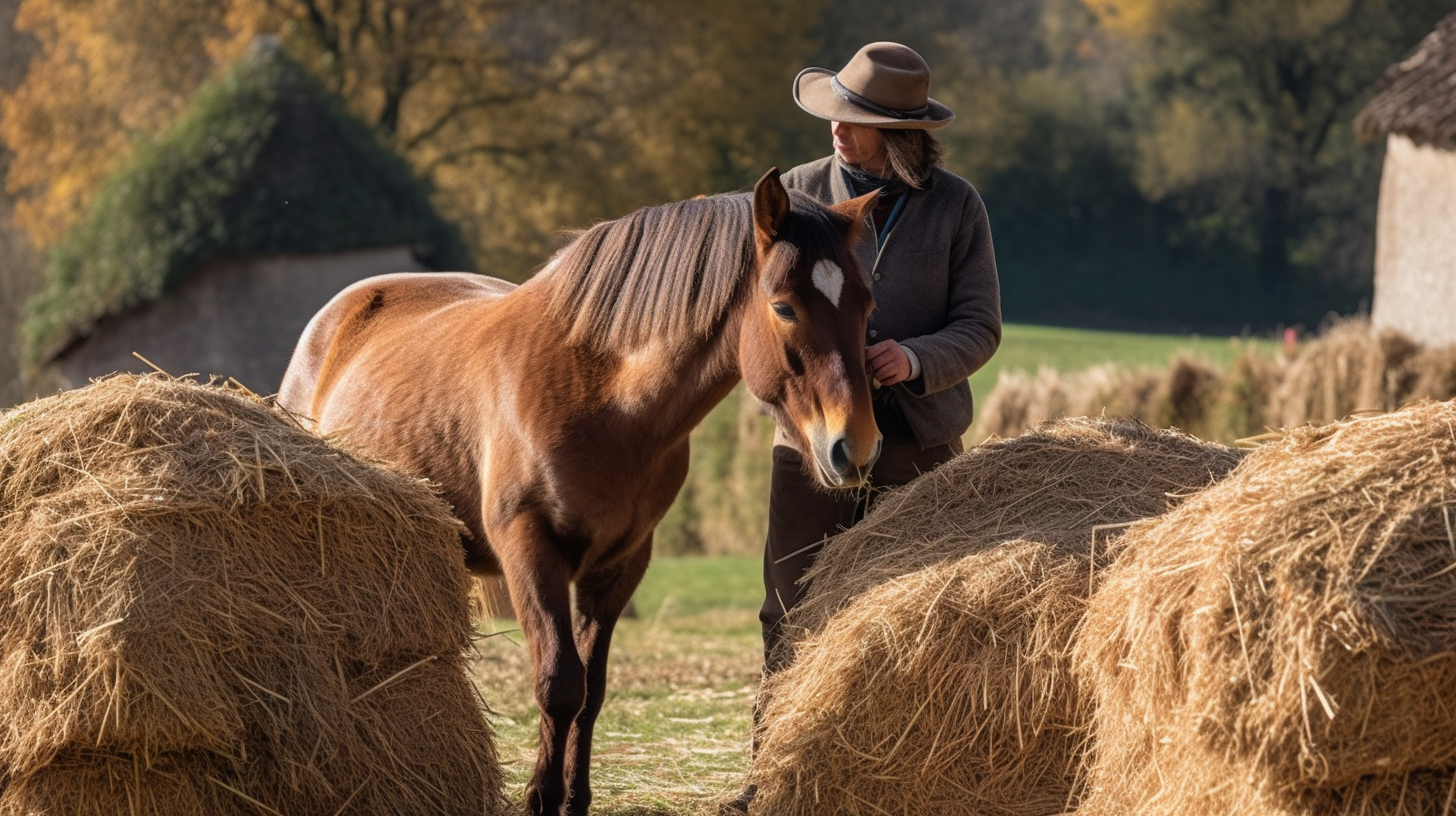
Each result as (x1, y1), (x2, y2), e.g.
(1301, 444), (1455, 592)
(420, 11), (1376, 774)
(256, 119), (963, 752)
(793, 68), (954, 130)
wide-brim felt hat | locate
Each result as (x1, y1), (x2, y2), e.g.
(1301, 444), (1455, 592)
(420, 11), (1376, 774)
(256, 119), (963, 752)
(794, 42), (954, 130)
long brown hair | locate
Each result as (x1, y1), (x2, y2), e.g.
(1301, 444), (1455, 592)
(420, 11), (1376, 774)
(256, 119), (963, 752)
(879, 129), (945, 189)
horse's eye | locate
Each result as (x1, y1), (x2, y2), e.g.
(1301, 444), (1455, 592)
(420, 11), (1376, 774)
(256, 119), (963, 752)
(772, 302), (799, 322)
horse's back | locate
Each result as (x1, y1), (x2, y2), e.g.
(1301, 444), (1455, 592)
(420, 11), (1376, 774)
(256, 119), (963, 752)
(279, 272), (516, 420)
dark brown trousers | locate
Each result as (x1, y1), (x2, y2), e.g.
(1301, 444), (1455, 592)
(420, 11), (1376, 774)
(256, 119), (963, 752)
(758, 438), (961, 675)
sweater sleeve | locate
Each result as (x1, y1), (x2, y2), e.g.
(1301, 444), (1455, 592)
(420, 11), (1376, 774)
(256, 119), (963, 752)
(898, 190), (1002, 397)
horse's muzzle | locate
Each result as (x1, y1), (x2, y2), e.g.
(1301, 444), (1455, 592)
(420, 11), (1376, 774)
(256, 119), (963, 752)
(816, 432), (882, 488)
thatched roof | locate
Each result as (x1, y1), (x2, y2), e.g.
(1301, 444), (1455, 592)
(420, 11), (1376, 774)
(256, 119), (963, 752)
(21, 39), (472, 368)
(1356, 11), (1456, 147)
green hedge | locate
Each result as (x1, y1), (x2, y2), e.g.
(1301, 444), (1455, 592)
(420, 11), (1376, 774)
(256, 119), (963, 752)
(23, 41), (471, 367)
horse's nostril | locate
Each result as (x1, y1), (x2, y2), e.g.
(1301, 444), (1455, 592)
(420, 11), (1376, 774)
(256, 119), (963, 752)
(831, 437), (852, 474)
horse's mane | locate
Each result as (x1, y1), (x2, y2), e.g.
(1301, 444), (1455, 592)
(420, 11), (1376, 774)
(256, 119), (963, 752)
(534, 192), (758, 351)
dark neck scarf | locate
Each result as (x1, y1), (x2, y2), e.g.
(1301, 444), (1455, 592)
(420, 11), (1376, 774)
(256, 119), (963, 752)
(841, 164), (908, 199)
(840, 163), (909, 243)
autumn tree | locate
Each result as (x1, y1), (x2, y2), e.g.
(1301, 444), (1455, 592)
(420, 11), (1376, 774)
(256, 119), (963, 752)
(1, 0), (824, 275)
(1, 0), (44, 405)
(0, 0), (255, 248)
(1082, 0), (1451, 322)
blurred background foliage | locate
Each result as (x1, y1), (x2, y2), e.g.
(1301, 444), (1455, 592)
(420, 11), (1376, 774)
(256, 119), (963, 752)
(0, 0), (1451, 554)
(2, 0), (1449, 330)
(0, 2), (1451, 374)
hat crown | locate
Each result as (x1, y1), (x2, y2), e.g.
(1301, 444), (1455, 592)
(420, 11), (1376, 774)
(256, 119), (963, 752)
(791, 41), (953, 129)
(836, 42), (932, 114)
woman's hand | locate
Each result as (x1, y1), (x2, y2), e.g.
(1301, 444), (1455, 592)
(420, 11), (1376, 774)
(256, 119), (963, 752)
(866, 339), (912, 386)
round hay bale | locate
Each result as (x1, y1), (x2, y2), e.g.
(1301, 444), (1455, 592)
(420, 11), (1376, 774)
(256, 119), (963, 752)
(786, 416), (1244, 644)
(1402, 343), (1456, 405)
(1071, 765), (1456, 816)
(0, 374), (505, 815)
(1074, 366), (1163, 428)
(1075, 399), (1456, 815)
(1062, 363), (1149, 423)
(1022, 366), (1074, 432)
(974, 369), (1040, 441)
(1209, 346), (1285, 442)
(748, 416), (1243, 816)
(0, 752), (245, 816)
(752, 541), (1091, 816)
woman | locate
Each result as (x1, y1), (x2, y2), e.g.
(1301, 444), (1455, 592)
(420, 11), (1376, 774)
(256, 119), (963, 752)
(754, 35), (1002, 758)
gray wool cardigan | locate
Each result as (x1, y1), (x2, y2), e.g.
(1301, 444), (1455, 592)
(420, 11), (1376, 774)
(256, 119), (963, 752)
(782, 156), (1002, 449)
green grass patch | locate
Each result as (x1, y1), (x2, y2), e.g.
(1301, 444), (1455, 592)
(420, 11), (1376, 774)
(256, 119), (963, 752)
(968, 322), (1281, 399)
(632, 555), (761, 626)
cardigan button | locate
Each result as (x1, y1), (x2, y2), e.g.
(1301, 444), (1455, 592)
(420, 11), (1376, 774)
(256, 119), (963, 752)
(869, 329), (879, 338)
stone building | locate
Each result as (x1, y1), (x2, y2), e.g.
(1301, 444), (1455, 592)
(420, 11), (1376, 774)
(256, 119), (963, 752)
(1357, 12), (1456, 348)
(25, 40), (471, 393)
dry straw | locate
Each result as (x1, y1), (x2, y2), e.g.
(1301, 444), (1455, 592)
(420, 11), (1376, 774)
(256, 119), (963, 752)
(973, 360), (1217, 443)
(1268, 317), (1421, 428)
(749, 416), (1243, 816)
(0, 374), (506, 815)
(1075, 399), (1456, 815)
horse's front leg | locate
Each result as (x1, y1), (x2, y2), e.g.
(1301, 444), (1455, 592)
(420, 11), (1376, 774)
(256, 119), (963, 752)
(498, 516), (585, 816)
(564, 541), (653, 814)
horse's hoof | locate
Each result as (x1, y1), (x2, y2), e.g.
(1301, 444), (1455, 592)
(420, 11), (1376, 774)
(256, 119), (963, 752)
(525, 785), (555, 816)
(718, 784), (756, 815)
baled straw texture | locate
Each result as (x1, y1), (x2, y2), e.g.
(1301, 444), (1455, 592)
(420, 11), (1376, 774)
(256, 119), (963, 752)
(785, 416), (1244, 642)
(973, 357), (1236, 444)
(749, 416), (1243, 816)
(1075, 399), (1456, 815)
(0, 374), (505, 815)
(752, 541), (1092, 816)
(1145, 355), (1223, 440)
(975, 365), (1162, 443)
(1271, 317), (1420, 428)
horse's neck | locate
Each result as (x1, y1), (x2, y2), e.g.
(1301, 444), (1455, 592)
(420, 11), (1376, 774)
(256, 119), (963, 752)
(601, 301), (745, 444)
(525, 234), (753, 442)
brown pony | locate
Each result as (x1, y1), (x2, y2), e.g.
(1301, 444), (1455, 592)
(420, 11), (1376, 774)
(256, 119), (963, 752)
(278, 169), (880, 815)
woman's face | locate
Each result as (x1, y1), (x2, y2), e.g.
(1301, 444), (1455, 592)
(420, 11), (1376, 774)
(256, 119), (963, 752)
(831, 121), (886, 174)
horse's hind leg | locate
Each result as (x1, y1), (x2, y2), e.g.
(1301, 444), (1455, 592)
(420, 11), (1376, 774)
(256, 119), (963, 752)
(498, 518), (585, 816)
(565, 542), (653, 815)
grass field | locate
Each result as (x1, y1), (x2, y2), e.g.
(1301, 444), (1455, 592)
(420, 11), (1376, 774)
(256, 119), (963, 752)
(967, 323), (1281, 402)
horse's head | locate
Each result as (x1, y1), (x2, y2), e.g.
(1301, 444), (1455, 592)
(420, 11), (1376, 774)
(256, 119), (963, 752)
(739, 167), (882, 489)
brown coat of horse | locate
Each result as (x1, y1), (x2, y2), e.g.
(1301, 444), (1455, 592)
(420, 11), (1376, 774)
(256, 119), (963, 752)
(278, 170), (880, 815)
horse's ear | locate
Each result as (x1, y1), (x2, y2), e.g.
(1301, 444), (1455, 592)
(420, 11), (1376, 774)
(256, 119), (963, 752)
(831, 189), (879, 245)
(753, 167), (791, 249)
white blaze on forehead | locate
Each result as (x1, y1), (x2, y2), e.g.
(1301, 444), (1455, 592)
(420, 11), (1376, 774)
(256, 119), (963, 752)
(811, 259), (845, 309)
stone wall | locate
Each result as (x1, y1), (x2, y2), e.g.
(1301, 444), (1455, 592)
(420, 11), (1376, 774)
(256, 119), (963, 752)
(1371, 134), (1456, 348)
(55, 246), (425, 393)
